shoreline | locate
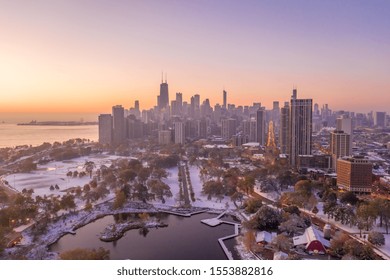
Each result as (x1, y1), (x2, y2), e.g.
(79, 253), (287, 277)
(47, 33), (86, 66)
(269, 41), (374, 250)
(19, 202), (222, 260)
(17, 122), (98, 126)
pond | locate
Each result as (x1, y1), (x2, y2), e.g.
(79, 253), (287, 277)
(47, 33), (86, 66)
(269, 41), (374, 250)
(50, 212), (241, 260)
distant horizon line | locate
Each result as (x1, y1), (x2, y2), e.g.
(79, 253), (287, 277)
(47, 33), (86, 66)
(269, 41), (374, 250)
(0, 107), (389, 116)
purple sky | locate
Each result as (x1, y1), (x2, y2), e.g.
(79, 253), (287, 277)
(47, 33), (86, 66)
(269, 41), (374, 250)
(0, 0), (389, 113)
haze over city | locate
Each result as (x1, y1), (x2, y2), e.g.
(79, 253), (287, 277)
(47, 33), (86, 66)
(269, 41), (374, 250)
(3, 1), (390, 266)
(1, 0), (389, 115)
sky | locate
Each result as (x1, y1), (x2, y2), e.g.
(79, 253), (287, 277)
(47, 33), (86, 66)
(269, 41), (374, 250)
(1, 0), (389, 115)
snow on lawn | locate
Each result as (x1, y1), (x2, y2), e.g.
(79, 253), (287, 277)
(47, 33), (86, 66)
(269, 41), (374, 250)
(161, 166), (180, 207)
(5, 154), (126, 198)
(158, 165), (237, 210)
(188, 165), (236, 210)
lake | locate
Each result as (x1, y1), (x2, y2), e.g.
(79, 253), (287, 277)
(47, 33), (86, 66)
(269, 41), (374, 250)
(50, 212), (241, 260)
(0, 124), (98, 148)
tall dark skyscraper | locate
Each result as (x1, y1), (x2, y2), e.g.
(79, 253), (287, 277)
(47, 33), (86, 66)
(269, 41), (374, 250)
(176, 92), (183, 114)
(279, 102), (290, 154)
(112, 105), (126, 145)
(223, 90), (227, 109)
(288, 89), (312, 167)
(158, 75), (169, 110)
(98, 114), (113, 145)
(256, 108), (266, 145)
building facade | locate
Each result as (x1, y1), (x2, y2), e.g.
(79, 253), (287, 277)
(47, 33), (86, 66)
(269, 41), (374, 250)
(98, 114), (113, 145)
(289, 89), (313, 167)
(330, 130), (351, 171)
(112, 105), (126, 145)
(337, 157), (372, 193)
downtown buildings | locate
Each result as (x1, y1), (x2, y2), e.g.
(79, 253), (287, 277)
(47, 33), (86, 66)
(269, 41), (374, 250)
(98, 78), (388, 195)
(98, 80), (315, 168)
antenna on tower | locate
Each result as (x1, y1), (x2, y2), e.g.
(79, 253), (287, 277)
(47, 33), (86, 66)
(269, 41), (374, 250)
(161, 72), (163, 83)
(165, 73), (167, 83)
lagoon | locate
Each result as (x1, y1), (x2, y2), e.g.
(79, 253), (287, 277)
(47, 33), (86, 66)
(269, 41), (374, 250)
(50, 212), (241, 260)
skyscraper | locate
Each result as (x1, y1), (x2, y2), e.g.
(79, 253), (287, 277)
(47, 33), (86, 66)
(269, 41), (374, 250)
(98, 114), (113, 145)
(374, 112), (386, 127)
(158, 75), (169, 110)
(279, 102), (290, 154)
(249, 118), (257, 142)
(223, 90), (227, 110)
(176, 92), (183, 114)
(174, 121), (185, 144)
(336, 115), (353, 150)
(330, 131), (351, 171)
(193, 94), (200, 118)
(256, 108), (266, 145)
(272, 101), (280, 127)
(289, 89), (312, 167)
(221, 118), (236, 140)
(112, 105), (126, 145)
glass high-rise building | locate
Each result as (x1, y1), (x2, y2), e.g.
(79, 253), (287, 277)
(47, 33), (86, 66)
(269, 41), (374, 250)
(288, 89), (312, 167)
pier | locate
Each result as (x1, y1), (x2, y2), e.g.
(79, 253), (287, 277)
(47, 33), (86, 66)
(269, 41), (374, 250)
(201, 211), (241, 260)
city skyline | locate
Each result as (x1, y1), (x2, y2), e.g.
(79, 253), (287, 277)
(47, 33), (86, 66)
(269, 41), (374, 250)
(1, 0), (390, 114)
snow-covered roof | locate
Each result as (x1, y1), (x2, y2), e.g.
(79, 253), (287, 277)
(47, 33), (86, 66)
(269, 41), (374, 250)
(293, 226), (330, 248)
(242, 142), (260, 148)
(203, 144), (230, 149)
(256, 231), (276, 243)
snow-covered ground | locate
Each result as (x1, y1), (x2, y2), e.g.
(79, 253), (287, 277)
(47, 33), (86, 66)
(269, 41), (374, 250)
(255, 188), (390, 259)
(158, 165), (235, 210)
(159, 164), (236, 210)
(5, 154), (124, 198)
(161, 166), (180, 206)
(188, 165), (235, 209)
